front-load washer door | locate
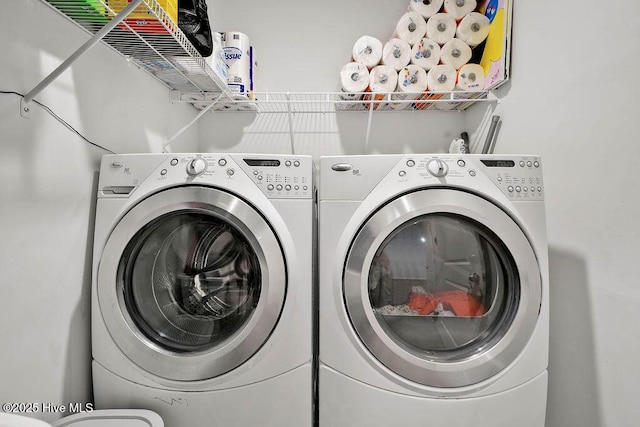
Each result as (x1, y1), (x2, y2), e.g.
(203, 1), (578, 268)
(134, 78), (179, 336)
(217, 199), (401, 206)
(98, 186), (286, 381)
(344, 189), (542, 388)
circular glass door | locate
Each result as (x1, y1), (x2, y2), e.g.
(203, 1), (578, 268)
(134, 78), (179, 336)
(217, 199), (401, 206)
(344, 189), (541, 387)
(98, 186), (286, 381)
(120, 211), (261, 353)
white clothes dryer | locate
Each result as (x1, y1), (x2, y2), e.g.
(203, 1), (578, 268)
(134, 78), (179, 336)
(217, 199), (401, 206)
(318, 155), (548, 427)
(92, 154), (314, 427)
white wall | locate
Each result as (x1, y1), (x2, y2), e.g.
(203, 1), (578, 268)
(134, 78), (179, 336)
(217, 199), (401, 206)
(0, 1), (198, 422)
(2, 0), (639, 426)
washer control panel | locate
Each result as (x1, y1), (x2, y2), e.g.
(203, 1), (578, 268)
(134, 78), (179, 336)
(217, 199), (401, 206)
(99, 154), (313, 199)
(238, 156), (313, 199)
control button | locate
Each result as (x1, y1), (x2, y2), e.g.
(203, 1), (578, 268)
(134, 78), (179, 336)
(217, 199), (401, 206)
(399, 170), (406, 177)
(523, 186), (528, 192)
(457, 160), (466, 167)
(407, 160), (416, 167)
(303, 185), (308, 191)
(253, 170), (259, 175)
(257, 175), (263, 181)
(170, 158), (178, 166)
(497, 176), (502, 182)
(538, 186), (542, 192)
(293, 160), (301, 167)
(186, 157), (208, 176)
(226, 169), (235, 176)
(218, 158), (227, 167)
(519, 161), (525, 167)
(295, 185), (300, 190)
(531, 186), (536, 192)
(285, 160), (292, 167)
(285, 185), (292, 191)
(508, 186), (514, 192)
(534, 161), (540, 168)
(515, 186), (522, 192)
(527, 161), (533, 167)
(276, 184), (283, 191)
(426, 159), (449, 177)
(161, 169), (167, 176)
(267, 184), (275, 191)
(469, 170), (476, 177)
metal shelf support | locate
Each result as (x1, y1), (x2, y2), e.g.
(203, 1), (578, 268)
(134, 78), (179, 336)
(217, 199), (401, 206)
(21, 0), (144, 118)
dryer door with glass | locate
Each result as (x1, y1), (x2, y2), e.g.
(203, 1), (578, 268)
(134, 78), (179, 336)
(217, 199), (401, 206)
(344, 189), (542, 388)
(98, 186), (286, 381)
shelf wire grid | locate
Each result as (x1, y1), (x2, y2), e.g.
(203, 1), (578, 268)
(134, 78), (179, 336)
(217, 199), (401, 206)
(42, 0), (231, 95)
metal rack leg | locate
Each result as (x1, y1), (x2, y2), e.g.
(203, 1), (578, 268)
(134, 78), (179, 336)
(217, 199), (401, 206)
(20, 0), (144, 118)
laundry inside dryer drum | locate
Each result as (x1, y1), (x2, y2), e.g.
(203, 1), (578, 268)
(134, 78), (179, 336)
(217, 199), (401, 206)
(368, 213), (520, 361)
(117, 211), (261, 353)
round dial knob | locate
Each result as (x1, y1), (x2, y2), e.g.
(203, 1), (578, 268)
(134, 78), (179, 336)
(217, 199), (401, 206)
(426, 159), (449, 177)
(186, 158), (208, 176)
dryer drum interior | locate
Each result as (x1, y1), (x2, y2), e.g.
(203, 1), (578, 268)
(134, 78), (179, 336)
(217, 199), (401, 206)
(368, 213), (519, 361)
(118, 211), (262, 353)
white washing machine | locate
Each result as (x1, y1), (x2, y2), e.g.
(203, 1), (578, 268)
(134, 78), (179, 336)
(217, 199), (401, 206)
(318, 154), (548, 427)
(92, 153), (314, 427)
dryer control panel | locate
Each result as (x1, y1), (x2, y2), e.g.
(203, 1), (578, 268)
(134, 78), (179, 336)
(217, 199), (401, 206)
(394, 155), (544, 201)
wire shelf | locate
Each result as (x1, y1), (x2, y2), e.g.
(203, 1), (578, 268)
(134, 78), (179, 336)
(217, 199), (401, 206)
(41, 0), (231, 95)
(175, 91), (497, 113)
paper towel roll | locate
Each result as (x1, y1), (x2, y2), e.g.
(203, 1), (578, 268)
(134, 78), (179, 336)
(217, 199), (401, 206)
(395, 11), (427, 46)
(381, 38), (412, 71)
(456, 63), (485, 91)
(369, 65), (398, 92)
(398, 65), (428, 93)
(443, 0), (477, 19)
(390, 65), (428, 109)
(427, 64), (457, 91)
(456, 12), (491, 46)
(364, 65), (398, 110)
(339, 62), (370, 101)
(352, 35), (383, 69)
(440, 38), (472, 69)
(409, 0), (444, 18)
(411, 38), (441, 70)
(223, 31), (251, 99)
(425, 13), (456, 45)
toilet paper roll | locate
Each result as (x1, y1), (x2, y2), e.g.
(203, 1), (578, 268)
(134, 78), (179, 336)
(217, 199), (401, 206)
(409, 0), (444, 18)
(443, 0), (477, 19)
(440, 38), (472, 69)
(427, 64), (457, 91)
(394, 11), (427, 46)
(223, 31), (251, 99)
(456, 12), (491, 47)
(381, 38), (412, 71)
(339, 62), (370, 100)
(352, 35), (383, 69)
(425, 13), (456, 45)
(411, 38), (441, 70)
(390, 64), (428, 110)
(456, 63), (485, 91)
(364, 65), (398, 110)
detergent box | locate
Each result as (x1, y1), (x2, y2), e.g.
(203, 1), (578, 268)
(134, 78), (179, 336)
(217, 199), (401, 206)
(47, 0), (108, 23)
(107, 0), (177, 34)
(477, 0), (513, 90)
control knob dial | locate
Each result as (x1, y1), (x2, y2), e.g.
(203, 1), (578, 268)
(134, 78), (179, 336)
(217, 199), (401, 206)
(426, 159), (449, 177)
(186, 158), (208, 176)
